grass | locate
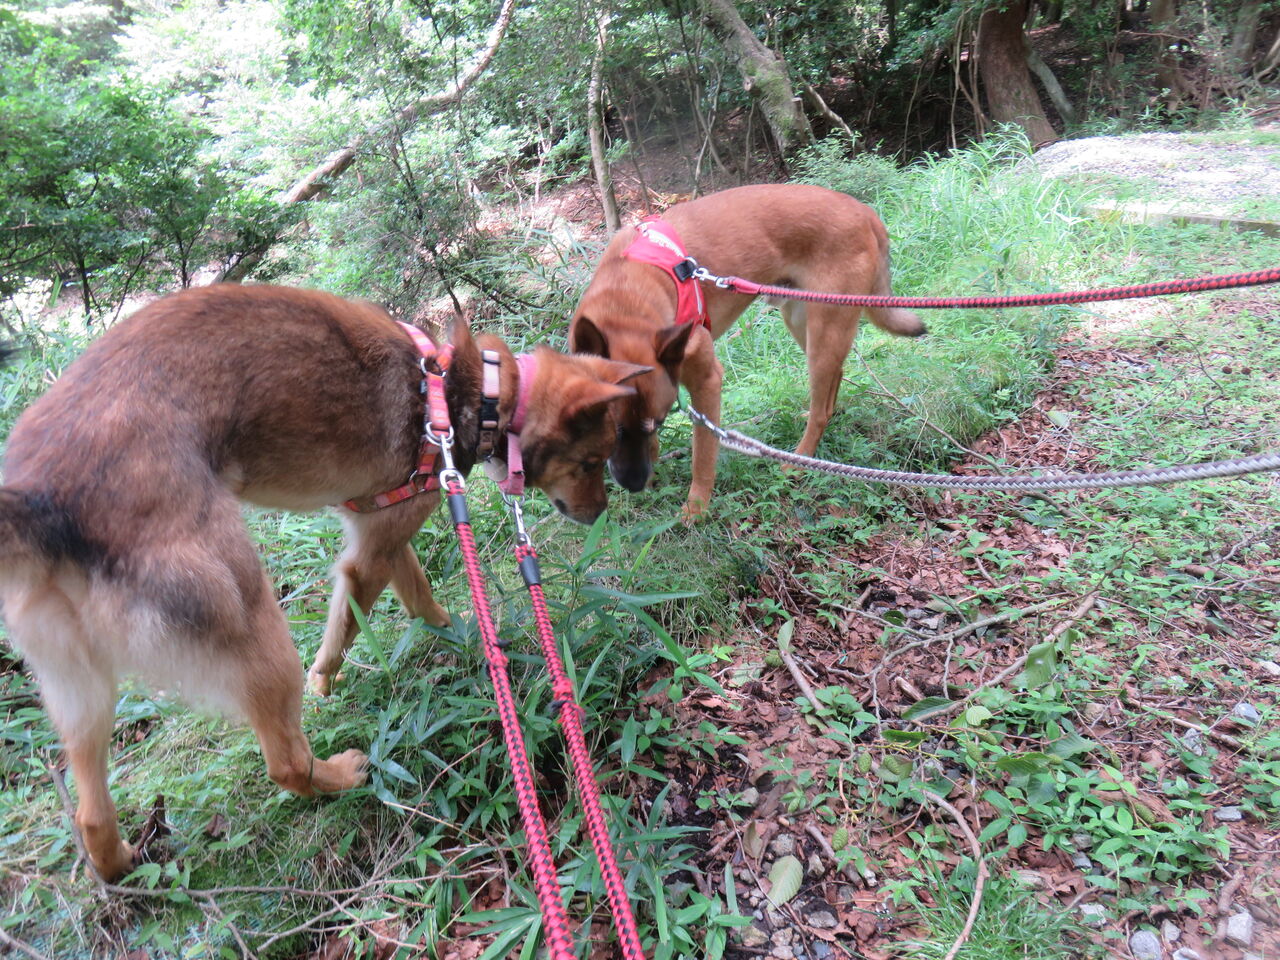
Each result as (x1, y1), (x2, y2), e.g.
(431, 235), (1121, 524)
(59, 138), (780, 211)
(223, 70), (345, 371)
(4, 128), (1280, 958)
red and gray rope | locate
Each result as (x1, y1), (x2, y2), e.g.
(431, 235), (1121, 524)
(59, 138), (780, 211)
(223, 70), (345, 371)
(514, 539), (648, 960)
(685, 405), (1280, 492)
(444, 478), (577, 960)
(691, 265), (1280, 309)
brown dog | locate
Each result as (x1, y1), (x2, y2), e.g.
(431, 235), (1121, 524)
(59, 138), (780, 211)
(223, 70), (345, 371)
(570, 183), (925, 518)
(0, 284), (645, 881)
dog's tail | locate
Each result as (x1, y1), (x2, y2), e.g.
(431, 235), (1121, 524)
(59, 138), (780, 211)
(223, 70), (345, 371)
(0, 488), (49, 577)
(865, 252), (926, 338)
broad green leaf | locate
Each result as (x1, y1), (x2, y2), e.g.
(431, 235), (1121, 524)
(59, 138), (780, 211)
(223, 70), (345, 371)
(767, 855), (804, 907)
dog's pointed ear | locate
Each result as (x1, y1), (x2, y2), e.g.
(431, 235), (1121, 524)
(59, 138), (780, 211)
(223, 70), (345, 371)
(570, 316), (609, 358)
(580, 356), (652, 386)
(446, 315), (475, 351)
(564, 378), (637, 422)
(654, 323), (695, 374)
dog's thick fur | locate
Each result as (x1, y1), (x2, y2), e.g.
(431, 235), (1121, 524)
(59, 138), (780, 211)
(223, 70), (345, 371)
(570, 183), (925, 517)
(0, 284), (644, 881)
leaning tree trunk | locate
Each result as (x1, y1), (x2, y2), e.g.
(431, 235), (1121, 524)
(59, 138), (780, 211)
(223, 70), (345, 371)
(587, 14), (621, 234)
(1149, 0), (1192, 109)
(697, 0), (812, 155)
(975, 0), (1057, 146)
(215, 0), (517, 283)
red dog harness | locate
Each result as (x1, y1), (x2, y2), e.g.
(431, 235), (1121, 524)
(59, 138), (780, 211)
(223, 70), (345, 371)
(343, 323), (535, 512)
(621, 217), (708, 329)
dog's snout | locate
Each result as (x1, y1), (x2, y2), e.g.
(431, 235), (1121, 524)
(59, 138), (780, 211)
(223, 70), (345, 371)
(609, 457), (651, 493)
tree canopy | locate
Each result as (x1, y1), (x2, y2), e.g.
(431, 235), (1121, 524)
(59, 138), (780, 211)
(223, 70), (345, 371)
(2, 0), (1275, 321)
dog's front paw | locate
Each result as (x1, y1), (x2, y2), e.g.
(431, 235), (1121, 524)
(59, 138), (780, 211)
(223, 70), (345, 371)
(329, 749), (369, 791)
(422, 603), (451, 629)
(680, 498), (709, 525)
(307, 668), (339, 698)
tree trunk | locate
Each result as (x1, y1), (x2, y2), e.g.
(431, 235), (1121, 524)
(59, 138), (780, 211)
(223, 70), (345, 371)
(975, 0), (1057, 146)
(588, 15), (621, 234)
(1025, 43), (1076, 125)
(1229, 1), (1262, 72)
(1150, 0), (1191, 108)
(697, 0), (812, 155)
(215, 0), (517, 283)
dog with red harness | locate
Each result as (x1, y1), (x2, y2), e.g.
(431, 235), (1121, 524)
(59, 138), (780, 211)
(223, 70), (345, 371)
(570, 182), (925, 519)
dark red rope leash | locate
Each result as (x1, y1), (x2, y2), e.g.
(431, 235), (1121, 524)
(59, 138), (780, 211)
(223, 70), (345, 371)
(440, 476), (578, 960)
(508, 499), (647, 960)
(417, 344), (647, 958)
(692, 265), (1280, 309)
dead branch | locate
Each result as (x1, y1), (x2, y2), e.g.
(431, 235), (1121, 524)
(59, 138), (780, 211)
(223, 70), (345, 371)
(921, 789), (988, 960)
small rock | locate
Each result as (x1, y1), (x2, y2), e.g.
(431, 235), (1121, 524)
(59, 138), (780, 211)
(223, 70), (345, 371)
(1225, 911), (1255, 948)
(1180, 727), (1206, 757)
(770, 834), (796, 857)
(771, 946), (794, 960)
(1082, 702), (1107, 723)
(1258, 660), (1280, 678)
(1079, 903), (1108, 928)
(807, 853), (826, 878)
(904, 607), (928, 620)
(1072, 832), (1094, 851)
(1214, 806), (1244, 822)
(1014, 869), (1047, 890)
(738, 787), (760, 808)
(1243, 953), (1265, 960)
(1161, 919), (1181, 943)
(774, 929), (793, 946)
(1071, 852), (1093, 871)
(812, 945), (832, 960)
(808, 909), (838, 929)
(1172, 949), (1202, 960)
(918, 615), (943, 631)
(1129, 929), (1162, 960)
(1232, 702), (1262, 724)
(736, 924), (770, 948)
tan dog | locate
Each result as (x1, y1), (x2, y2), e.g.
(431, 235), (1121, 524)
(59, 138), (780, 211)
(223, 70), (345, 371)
(0, 284), (644, 881)
(570, 183), (925, 517)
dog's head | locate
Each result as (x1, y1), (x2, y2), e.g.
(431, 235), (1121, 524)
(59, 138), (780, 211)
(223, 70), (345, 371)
(507, 346), (650, 524)
(569, 316), (693, 494)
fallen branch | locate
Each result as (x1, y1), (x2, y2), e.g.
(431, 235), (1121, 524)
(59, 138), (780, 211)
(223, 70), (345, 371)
(920, 789), (988, 960)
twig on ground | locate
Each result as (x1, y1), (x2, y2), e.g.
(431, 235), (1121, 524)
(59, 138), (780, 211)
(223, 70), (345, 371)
(921, 789), (988, 960)
(0, 926), (54, 960)
(1130, 701), (1272, 757)
(804, 823), (862, 886)
(921, 793), (988, 960)
(927, 594), (1097, 721)
(778, 645), (821, 708)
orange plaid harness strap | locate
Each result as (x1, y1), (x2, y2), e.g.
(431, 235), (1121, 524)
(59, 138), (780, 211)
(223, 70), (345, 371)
(341, 322), (453, 513)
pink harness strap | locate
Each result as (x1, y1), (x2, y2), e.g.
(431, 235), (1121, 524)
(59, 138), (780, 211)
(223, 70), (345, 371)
(342, 322), (451, 513)
(496, 352), (536, 497)
(621, 217), (708, 329)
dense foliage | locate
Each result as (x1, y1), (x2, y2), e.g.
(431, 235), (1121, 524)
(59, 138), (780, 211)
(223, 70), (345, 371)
(2, 0), (1275, 322)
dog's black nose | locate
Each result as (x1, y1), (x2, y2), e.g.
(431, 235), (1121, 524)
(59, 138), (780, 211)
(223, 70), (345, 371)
(609, 459), (650, 493)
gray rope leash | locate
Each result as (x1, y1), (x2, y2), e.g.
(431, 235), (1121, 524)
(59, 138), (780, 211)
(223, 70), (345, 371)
(684, 405), (1280, 493)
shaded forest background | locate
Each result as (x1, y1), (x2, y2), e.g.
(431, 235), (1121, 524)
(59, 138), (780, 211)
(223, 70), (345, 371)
(1, 0), (1277, 324)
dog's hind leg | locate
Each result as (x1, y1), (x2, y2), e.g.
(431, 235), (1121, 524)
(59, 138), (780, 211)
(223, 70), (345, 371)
(309, 495), (443, 696)
(237, 583), (367, 795)
(23, 635), (135, 880)
(796, 303), (862, 458)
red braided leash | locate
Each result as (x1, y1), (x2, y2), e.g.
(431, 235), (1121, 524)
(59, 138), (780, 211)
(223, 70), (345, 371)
(693, 265), (1280, 309)
(441, 479), (578, 960)
(416, 341), (647, 957)
(510, 503), (647, 960)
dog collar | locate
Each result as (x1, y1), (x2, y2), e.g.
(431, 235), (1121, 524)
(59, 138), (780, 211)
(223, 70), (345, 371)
(341, 322), (451, 512)
(622, 218), (709, 329)
(492, 352), (536, 497)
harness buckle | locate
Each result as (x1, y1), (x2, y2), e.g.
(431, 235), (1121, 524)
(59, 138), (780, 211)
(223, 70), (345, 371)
(673, 258), (698, 282)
